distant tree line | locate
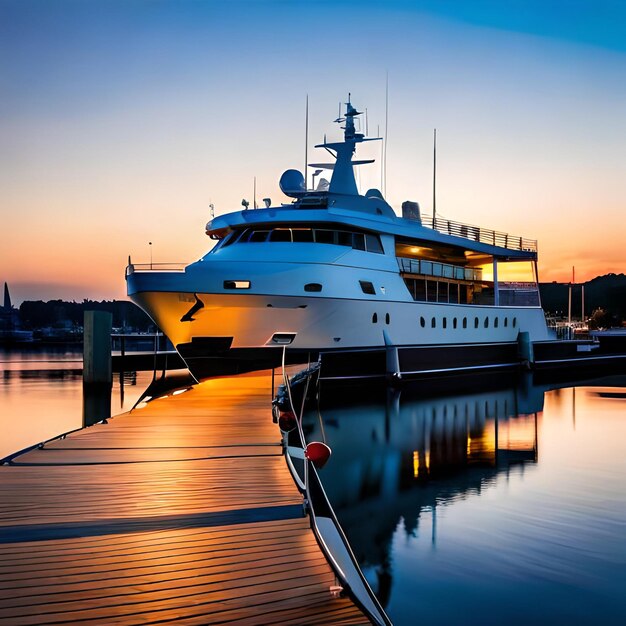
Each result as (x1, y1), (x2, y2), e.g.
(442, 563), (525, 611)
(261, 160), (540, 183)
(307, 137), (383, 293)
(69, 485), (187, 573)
(19, 299), (154, 331)
(539, 273), (626, 327)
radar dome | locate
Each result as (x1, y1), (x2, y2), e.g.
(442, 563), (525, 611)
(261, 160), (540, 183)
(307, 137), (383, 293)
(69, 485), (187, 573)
(279, 169), (306, 198)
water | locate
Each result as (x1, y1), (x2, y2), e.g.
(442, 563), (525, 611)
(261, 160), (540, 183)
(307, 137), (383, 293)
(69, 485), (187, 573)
(305, 372), (626, 626)
(0, 347), (154, 459)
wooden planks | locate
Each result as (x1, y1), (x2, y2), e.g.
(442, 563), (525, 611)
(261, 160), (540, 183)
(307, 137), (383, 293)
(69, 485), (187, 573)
(0, 371), (369, 624)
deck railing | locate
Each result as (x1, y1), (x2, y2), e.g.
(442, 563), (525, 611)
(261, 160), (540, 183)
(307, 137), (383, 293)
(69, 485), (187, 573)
(398, 256), (483, 282)
(419, 214), (537, 252)
(125, 263), (187, 276)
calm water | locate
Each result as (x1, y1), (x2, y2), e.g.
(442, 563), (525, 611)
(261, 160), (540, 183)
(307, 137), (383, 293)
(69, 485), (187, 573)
(0, 347), (153, 459)
(2, 351), (625, 625)
(305, 373), (626, 626)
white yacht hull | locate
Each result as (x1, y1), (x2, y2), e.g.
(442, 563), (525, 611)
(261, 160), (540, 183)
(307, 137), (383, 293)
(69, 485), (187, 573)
(131, 290), (551, 379)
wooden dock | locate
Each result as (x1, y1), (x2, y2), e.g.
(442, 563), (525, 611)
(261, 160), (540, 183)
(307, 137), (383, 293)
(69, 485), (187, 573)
(0, 371), (370, 624)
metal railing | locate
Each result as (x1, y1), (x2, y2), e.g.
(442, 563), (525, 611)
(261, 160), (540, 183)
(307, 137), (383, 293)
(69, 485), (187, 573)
(420, 214), (537, 252)
(126, 263), (187, 276)
(398, 256), (483, 282)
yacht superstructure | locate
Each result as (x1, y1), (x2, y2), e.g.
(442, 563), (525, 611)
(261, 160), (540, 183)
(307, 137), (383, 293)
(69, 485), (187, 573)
(126, 99), (551, 380)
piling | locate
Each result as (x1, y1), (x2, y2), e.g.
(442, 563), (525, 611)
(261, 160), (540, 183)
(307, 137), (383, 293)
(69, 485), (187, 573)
(83, 311), (112, 426)
(83, 311), (112, 384)
(518, 331), (534, 368)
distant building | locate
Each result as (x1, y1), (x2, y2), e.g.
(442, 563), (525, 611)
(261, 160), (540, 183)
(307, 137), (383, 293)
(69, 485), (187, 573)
(0, 282), (32, 342)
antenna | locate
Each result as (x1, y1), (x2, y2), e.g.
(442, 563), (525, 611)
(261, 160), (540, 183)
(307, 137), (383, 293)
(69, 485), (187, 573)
(304, 94), (309, 190)
(253, 176), (257, 209)
(384, 71), (389, 197)
(209, 203), (215, 218)
(432, 128), (437, 228)
(378, 124), (383, 190)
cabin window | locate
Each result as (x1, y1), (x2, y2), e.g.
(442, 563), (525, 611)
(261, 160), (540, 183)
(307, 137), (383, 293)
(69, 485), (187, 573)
(352, 233), (366, 251)
(494, 317), (499, 328)
(385, 313), (390, 325)
(474, 317), (479, 329)
(443, 317), (447, 329)
(453, 317), (458, 329)
(365, 234), (384, 254)
(463, 317), (467, 329)
(219, 230), (241, 248)
(372, 313), (378, 323)
(292, 228), (314, 242)
(304, 283), (322, 292)
(504, 317), (508, 327)
(269, 229), (292, 242)
(360, 280), (376, 295)
(484, 317), (489, 328)
(248, 230), (270, 242)
(223, 225), (384, 254)
(420, 316), (426, 328)
(431, 317), (436, 328)
(337, 231), (353, 246)
(513, 317), (517, 328)
(224, 280), (251, 289)
(314, 229), (334, 244)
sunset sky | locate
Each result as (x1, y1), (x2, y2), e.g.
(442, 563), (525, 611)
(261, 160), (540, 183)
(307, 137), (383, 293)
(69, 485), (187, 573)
(1, 0), (625, 304)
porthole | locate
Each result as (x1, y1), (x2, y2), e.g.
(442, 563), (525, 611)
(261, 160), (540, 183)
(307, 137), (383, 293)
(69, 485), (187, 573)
(463, 317), (467, 329)
(484, 317), (489, 328)
(494, 317), (499, 328)
(513, 317), (517, 328)
(420, 316), (426, 328)
(474, 317), (479, 329)
(304, 283), (322, 292)
(504, 317), (508, 327)
(385, 313), (390, 325)
(453, 317), (458, 329)
(431, 317), (436, 328)
(372, 313), (378, 324)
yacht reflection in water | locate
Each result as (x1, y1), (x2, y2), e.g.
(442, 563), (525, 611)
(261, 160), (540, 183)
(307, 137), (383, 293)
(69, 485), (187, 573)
(302, 373), (548, 607)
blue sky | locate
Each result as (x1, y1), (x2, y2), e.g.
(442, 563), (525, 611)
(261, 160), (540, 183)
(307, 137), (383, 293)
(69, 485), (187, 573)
(1, 0), (625, 302)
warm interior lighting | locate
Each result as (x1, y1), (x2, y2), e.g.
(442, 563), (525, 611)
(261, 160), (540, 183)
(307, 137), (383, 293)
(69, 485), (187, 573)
(413, 450), (419, 478)
(410, 246), (421, 254)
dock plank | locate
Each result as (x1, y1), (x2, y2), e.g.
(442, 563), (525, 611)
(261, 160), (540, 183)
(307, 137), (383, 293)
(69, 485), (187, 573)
(0, 371), (370, 624)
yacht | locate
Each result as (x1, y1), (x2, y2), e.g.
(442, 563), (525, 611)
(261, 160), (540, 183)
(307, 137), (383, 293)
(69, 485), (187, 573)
(126, 99), (551, 380)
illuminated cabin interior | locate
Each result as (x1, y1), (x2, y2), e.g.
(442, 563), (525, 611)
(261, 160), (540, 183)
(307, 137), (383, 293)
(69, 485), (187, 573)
(395, 238), (540, 307)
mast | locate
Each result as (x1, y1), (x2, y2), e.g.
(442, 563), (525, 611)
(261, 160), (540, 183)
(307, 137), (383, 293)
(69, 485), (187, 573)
(304, 94), (309, 190)
(432, 128), (437, 229)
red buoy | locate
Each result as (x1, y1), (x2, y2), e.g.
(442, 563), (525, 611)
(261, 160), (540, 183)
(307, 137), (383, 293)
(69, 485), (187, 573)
(305, 441), (332, 468)
(278, 411), (297, 432)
